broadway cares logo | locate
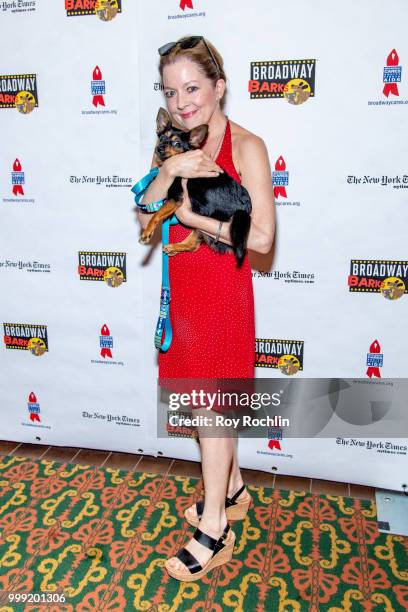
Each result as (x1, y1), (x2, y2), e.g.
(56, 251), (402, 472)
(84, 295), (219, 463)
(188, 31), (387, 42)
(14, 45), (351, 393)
(168, 0), (205, 19)
(272, 156), (300, 207)
(81, 66), (118, 115)
(368, 49), (407, 105)
(2, 157), (35, 204)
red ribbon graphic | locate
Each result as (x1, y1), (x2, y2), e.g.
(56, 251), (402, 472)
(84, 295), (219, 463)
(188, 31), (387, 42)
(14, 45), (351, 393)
(28, 391), (40, 422)
(383, 49), (399, 98)
(12, 158), (24, 196)
(180, 0), (193, 9)
(274, 156), (287, 199)
(92, 66), (105, 107)
(100, 324), (113, 358)
(366, 339), (382, 378)
(268, 439), (282, 450)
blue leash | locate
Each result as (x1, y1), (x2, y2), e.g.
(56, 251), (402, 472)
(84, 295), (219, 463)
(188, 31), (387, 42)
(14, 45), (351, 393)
(131, 168), (178, 352)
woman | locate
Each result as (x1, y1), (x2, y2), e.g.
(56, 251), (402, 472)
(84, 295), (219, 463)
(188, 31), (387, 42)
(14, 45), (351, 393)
(137, 36), (275, 581)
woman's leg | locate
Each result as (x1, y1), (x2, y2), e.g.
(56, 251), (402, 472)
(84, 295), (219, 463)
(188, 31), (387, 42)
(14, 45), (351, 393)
(184, 432), (247, 523)
(227, 435), (245, 498)
(166, 411), (234, 571)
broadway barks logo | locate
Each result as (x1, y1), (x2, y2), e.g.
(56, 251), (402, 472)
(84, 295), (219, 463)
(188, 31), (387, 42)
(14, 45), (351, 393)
(3, 323), (48, 355)
(0, 74), (38, 113)
(65, 0), (122, 20)
(78, 251), (127, 286)
(249, 59), (316, 105)
(348, 259), (407, 299)
(255, 338), (304, 375)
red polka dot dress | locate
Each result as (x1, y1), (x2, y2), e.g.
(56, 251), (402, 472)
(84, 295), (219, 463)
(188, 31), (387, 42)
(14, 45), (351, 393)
(158, 119), (255, 402)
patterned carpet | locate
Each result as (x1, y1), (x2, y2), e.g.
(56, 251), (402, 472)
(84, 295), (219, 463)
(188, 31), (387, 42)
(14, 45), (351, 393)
(0, 454), (406, 611)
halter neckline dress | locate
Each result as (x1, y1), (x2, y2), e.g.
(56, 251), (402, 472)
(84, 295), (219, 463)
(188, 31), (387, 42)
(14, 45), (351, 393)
(158, 118), (255, 394)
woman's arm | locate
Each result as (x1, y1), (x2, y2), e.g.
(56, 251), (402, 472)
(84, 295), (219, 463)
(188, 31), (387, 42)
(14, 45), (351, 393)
(239, 135), (275, 254)
(136, 140), (174, 230)
(176, 135), (276, 255)
(136, 142), (225, 231)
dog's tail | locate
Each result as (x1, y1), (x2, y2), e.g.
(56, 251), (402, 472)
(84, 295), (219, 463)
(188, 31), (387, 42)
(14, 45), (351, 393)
(230, 209), (251, 268)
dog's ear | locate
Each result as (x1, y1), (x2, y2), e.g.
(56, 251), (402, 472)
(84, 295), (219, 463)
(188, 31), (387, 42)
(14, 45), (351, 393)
(156, 107), (171, 133)
(188, 124), (208, 148)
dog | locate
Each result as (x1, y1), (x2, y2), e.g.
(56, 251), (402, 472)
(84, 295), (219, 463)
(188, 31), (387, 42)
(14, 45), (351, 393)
(139, 107), (252, 268)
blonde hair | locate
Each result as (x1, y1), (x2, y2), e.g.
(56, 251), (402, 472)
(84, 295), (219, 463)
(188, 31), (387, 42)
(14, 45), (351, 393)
(158, 36), (227, 109)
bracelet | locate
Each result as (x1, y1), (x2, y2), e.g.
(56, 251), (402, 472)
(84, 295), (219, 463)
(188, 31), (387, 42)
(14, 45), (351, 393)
(137, 198), (167, 213)
(214, 221), (223, 244)
(131, 168), (167, 213)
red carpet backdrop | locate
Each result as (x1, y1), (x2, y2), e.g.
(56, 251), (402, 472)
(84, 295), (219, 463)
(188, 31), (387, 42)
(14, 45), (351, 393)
(1, 1), (407, 490)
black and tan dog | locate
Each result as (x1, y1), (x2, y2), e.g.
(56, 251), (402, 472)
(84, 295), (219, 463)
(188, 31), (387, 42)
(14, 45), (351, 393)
(139, 107), (252, 268)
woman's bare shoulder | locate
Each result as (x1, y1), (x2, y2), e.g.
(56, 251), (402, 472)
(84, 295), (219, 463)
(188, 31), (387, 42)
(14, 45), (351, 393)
(229, 119), (265, 143)
(229, 119), (267, 176)
(230, 120), (266, 177)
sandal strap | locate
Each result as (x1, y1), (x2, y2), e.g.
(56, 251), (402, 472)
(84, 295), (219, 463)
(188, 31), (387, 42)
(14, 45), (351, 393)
(196, 499), (205, 517)
(194, 486), (247, 516)
(175, 547), (202, 574)
(175, 523), (230, 574)
(226, 484), (246, 507)
(193, 527), (218, 550)
(213, 528), (229, 554)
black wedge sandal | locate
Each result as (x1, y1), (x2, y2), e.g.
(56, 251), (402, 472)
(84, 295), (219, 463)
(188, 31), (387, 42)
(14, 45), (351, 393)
(184, 484), (252, 528)
(164, 522), (235, 581)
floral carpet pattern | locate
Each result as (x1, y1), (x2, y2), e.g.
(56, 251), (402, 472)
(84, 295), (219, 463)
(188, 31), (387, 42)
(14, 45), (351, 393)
(0, 454), (407, 611)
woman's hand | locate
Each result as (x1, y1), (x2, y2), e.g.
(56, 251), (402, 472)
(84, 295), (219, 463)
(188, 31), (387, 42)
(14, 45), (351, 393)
(174, 178), (195, 225)
(162, 149), (224, 180)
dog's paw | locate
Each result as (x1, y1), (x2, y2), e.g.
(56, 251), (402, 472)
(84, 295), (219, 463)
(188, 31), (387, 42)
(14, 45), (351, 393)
(162, 245), (178, 256)
(139, 232), (153, 244)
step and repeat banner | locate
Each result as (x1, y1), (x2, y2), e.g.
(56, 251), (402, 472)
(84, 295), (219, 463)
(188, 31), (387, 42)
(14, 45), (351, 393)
(1, 1), (407, 491)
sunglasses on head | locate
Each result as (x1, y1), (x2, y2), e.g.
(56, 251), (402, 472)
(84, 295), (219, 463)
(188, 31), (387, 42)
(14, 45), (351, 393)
(158, 35), (220, 77)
